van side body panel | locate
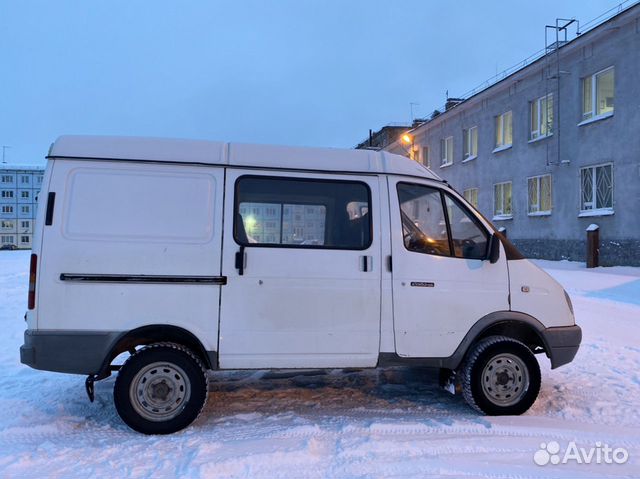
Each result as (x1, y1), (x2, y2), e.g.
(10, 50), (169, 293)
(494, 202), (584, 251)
(37, 160), (224, 352)
(508, 258), (576, 328)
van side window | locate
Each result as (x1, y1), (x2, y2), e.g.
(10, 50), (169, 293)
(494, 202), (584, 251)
(397, 183), (489, 259)
(235, 176), (372, 250)
(397, 183), (451, 256)
(443, 193), (489, 259)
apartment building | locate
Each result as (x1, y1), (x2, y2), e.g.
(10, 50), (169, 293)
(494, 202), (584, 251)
(0, 165), (45, 249)
(381, 3), (640, 266)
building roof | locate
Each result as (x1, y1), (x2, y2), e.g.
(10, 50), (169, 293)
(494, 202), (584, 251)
(355, 124), (412, 150)
(49, 135), (442, 180)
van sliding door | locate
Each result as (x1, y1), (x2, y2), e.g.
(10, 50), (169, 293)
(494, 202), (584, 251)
(218, 169), (382, 369)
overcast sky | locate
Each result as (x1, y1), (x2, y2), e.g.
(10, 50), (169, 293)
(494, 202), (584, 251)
(1, 0), (624, 164)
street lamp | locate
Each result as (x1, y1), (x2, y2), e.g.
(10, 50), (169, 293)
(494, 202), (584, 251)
(401, 134), (417, 161)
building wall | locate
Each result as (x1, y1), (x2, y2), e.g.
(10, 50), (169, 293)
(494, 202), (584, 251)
(386, 6), (640, 266)
(0, 166), (45, 249)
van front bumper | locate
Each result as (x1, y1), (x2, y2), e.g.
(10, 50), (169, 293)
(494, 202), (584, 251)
(20, 329), (120, 375)
(541, 325), (582, 369)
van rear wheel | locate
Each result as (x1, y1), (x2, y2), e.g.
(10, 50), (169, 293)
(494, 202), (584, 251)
(460, 335), (540, 415)
(114, 343), (208, 434)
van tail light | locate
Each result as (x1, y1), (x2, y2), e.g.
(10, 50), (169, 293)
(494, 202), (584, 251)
(28, 254), (37, 310)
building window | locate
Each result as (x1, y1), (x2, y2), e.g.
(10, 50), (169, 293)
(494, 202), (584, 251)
(1, 206), (13, 213)
(416, 146), (431, 168)
(528, 175), (552, 215)
(235, 176), (371, 249)
(21, 205), (29, 214)
(495, 111), (513, 149)
(1, 175), (12, 183)
(440, 136), (453, 167)
(463, 126), (478, 161)
(531, 94), (553, 139)
(493, 182), (513, 219)
(21, 220), (30, 228)
(1, 220), (15, 229)
(1, 235), (15, 244)
(1, 190), (14, 198)
(410, 145), (419, 163)
(21, 236), (30, 243)
(582, 67), (614, 121)
(463, 188), (479, 209)
(20, 175), (30, 184)
(21, 191), (30, 198)
(421, 146), (430, 168)
(580, 164), (613, 214)
(36, 175), (43, 184)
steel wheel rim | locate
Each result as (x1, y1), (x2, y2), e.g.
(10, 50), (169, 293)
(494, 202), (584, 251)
(129, 361), (191, 422)
(481, 353), (529, 407)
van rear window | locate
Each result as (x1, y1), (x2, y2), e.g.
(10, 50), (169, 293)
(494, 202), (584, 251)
(234, 176), (371, 250)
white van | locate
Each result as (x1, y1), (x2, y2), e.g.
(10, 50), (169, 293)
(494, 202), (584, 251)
(21, 135), (581, 434)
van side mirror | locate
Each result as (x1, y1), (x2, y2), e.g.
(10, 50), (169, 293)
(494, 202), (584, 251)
(487, 233), (501, 264)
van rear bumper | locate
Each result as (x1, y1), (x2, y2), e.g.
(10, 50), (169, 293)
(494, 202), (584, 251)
(541, 325), (582, 369)
(20, 330), (120, 375)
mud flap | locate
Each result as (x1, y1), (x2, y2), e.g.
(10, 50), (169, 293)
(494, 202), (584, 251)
(85, 375), (96, 403)
(439, 368), (458, 395)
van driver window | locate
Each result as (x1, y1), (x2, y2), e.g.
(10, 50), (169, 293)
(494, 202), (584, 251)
(397, 183), (451, 256)
(443, 193), (489, 259)
(397, 183), (488, 259)
(235, 176), (372, 250)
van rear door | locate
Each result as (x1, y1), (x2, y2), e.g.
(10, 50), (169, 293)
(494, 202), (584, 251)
(218, 169), (382, 369)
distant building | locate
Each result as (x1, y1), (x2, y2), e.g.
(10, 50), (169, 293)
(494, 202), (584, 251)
(381, 3), (640, 266)
(355, 124), (412, 150)
(0, 165), (45, 249)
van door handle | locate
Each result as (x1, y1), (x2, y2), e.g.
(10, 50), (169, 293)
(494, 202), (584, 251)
(235, 246), (246, 275)
(360, 255), (373, 272)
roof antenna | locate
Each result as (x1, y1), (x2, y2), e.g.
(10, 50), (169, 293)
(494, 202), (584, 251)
(410, 102), (420, 121)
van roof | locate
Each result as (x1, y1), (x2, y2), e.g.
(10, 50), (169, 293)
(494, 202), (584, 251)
(49, 135), (441, 180)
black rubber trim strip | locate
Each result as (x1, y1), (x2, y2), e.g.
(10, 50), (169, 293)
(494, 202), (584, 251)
(59, 274), (227, 285)
(45, 192), (56, 225)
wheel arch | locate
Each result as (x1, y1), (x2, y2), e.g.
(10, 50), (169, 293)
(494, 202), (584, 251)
(98, 324), (216, 377)
(475, 320), (546, 353)
(445, 311), (550, 370)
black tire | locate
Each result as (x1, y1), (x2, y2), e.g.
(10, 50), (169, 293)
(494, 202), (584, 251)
(460, 335), (541, 416)
(114, 342), (208, 434)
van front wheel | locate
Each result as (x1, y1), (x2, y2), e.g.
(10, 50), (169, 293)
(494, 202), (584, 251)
(114, 343), (208, 434)
(460, 335), (541, 416)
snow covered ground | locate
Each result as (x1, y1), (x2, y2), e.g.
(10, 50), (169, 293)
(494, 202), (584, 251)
(0, 251), (639, 478)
